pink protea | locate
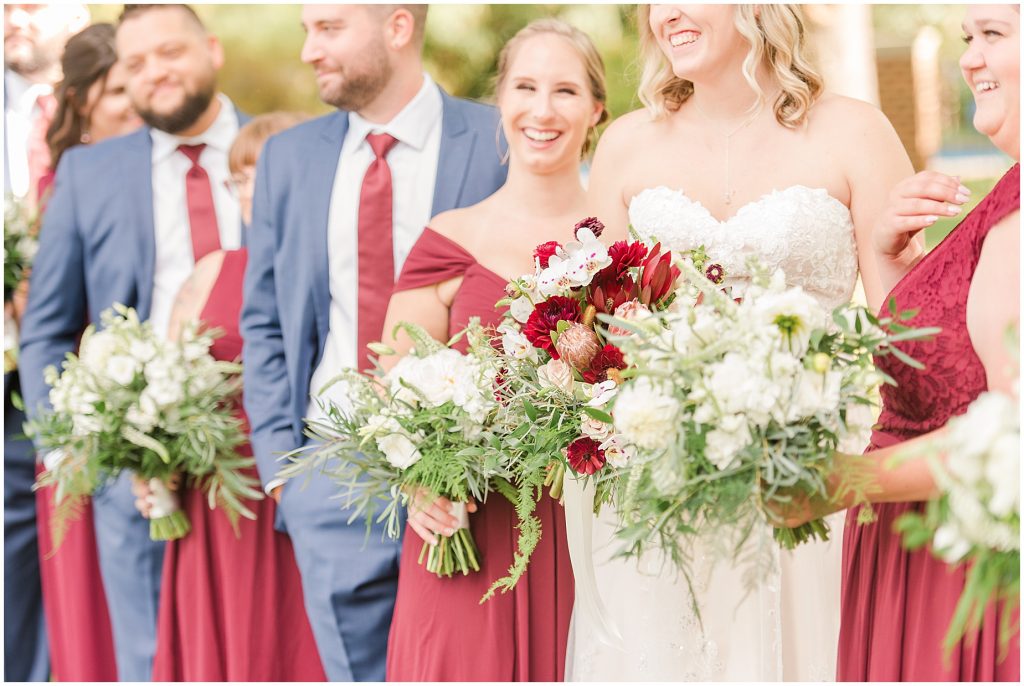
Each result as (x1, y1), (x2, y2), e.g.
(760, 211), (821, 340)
(554, 321), (601, 371)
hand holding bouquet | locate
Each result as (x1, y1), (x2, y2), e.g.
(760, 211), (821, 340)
(278, 320), (513, 579)
(30, 304), (259, 543)
(608, 258), (939, 581)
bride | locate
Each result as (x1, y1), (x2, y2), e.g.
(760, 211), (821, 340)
(566, 4), (927, 681)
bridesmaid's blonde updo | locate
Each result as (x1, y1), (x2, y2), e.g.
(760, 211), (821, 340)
(495, 18), (609, 155)
(638, 4), (824, 128)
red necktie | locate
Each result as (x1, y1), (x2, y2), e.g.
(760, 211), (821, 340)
(178, 143), (222, 262)
(357, 132), (400, 369)
(27, 92), (56, 209)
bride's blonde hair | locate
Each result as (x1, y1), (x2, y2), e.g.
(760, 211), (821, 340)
(637, 4), (824, 128)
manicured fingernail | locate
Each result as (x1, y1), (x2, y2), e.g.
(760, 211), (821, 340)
(444, 528), (454, 536)
(946, 204), (961, 215)
(924, 215), (939, 224)
(958, 185), (971, 196)
(955, 193), (969, 203)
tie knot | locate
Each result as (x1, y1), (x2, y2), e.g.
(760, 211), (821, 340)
(178, 143), (206, 165)
(365, 132), (398, 160)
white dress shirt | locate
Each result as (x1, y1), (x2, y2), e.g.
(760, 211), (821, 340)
(305, 74), (443, 423)
(148, 94), (241, 339)
(4, 69), (52, 199)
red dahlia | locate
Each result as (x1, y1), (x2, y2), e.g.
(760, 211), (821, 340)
(581, 344), (627, 384)
(566, 436), (606, 475)
(523, 296), (581, 358)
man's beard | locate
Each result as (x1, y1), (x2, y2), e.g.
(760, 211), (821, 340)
(136, 80), (216, 135)
(319, 42), (392, 111)
(5, 42), (52, 78)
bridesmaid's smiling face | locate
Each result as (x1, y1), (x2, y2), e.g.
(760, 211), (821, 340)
(960, 5), (1020, 160)
(497, 33), (603, 175)
(647, 4), (749, 84)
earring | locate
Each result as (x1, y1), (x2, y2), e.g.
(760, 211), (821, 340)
(494, 119), (510, 166)
(80, 129), (92, 144)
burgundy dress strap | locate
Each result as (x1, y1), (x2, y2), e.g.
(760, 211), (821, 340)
(394, 228), (477, 293)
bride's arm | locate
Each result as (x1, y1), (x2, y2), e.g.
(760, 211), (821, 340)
(586, 113), (638, 243)
(834, 99), (917, 312)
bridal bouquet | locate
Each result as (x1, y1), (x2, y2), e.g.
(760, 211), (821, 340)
(277, 321), (514, 579)
(485, 218), (681, 597)
(608, 259), (938, 579)
(895, 389), (1020, 658)
(29, 304), (258, 544)
(4, 193), (38, 302)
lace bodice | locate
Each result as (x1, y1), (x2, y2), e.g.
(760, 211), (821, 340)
(628, 185), (858, 310)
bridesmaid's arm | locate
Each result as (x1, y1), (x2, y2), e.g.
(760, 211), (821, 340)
(166, 250), (225, 342)
(783, 212), (1020, 525)
(377, 283), (455, 374)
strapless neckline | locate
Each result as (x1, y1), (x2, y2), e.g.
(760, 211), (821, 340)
(630, 184), (851, 226)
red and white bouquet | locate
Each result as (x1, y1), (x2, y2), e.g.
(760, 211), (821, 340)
(486, 218), (682, 596)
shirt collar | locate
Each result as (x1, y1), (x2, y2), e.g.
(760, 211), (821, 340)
(347, 73), (441, 152)
(5, 69), (52, 113)
(150, 93), (239, 164)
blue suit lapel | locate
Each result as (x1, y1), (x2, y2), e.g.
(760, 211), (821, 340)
(307, 112), (348, 343)
(123, 129), (156, 320)
(432, 92), (473, 215)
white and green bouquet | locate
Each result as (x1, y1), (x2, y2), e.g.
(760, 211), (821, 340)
(895, 389), (1019, 659)
(29, 304), (259, 543)
(607, 259), (939, 583)
(277, 320), (515, 579)
(4, 192), (38, 303)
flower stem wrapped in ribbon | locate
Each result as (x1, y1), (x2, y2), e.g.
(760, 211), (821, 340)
(29, 304), (259, 544)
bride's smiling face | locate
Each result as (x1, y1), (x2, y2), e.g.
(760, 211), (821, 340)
(648, 4), (749, 83)
(498, 33), (603, 174)
(960, 5), (1019, 159)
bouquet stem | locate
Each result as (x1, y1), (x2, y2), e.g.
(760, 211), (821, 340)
(774, 517), (830, 550)
(150, 510), (192, 541)
(544, 460), (565, 501)
(416, 500), (479, 577)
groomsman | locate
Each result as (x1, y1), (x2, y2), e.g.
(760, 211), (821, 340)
(4, 4), (87, 682)
(19, 5), (246, 681)
(241, 4), (507, 680)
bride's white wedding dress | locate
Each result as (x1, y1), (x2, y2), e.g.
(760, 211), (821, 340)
(565, 185), (862, 682)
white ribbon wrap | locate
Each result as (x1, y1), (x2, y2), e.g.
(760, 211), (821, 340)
(562, 476), (623, 648)
(146, 478), (180, 519)
(449, 501), (471, 530)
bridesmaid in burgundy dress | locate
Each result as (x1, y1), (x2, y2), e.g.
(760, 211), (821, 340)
(133, 113), (325, 681)
(786, 5), (1019, 680)
(32, 24), (142, 681)
(380, 20), (607, 681)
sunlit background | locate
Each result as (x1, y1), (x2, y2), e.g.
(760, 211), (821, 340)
(86, 3), (1015, 248)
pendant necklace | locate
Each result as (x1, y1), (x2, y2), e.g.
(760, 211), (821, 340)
(691, 98), (763, 206)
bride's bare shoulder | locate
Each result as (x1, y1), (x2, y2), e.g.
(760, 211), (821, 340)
(808, 93), (900, 138)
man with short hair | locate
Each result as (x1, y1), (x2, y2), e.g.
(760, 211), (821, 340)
(241, 4), (507, 680)
(20, 5), (247, 680)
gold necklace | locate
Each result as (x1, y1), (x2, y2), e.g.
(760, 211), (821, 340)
(690, 98), (762, 206)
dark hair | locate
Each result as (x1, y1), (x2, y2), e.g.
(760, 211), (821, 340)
(118, 4), (205, 31)
(46, 23), (118, 168)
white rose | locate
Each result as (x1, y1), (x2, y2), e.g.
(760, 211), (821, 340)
(105, 354), (139, 387)
(372, 417), (422, 469)
(704, 413), (751, 470)
(79, 330), (118, 372)
(537, 358), (575, 394)
(985, 433), (1020, 518)
(613, 377), (680, 451)
(580, 412), (612, 441)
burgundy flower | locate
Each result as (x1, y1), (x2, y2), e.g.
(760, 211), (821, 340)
(566, 436), (606, 475)
(523, 296), (581, 358)
(573, 216), (605, 239)
(533, 241), (561, 269)
(705, 263), (725, 285)
(582, 344), (627, 384)
(638, 242), (681, 308)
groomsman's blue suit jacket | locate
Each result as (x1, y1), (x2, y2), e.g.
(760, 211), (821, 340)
(240, 91), (507, 681)
(241, 91), (508, 491)
(19, 108), (249, 682)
